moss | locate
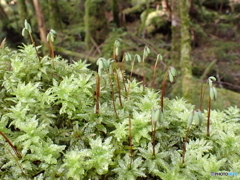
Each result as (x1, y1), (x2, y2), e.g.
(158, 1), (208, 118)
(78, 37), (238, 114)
(140, 9), (169, 35)
(123, 0), (146, 15)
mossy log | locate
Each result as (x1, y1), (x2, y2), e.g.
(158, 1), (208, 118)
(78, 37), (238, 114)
(55, 46), (96, 63)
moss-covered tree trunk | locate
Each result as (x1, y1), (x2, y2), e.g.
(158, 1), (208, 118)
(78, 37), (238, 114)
(180, 0), (192, 100)
(17, 0), (28, 23)
(170, 0), (181, 67)
(84, 0), (109, 50)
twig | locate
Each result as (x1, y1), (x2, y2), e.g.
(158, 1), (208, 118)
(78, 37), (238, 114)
(0, 131), (21, 158)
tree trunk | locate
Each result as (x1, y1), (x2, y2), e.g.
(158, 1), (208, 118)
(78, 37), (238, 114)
(17, 0), (28, 23)
(32, 0), (47, 44)
(180, 0), (193, 100)
(170, 0), (181, 67)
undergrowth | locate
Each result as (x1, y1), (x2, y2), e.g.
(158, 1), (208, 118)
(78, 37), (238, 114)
(0, 40), (240, 179)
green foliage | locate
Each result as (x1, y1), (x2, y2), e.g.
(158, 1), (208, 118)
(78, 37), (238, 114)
(113, 155), (146, 180)
(63, 137), (114, 179)
(0, 44), (240, 179)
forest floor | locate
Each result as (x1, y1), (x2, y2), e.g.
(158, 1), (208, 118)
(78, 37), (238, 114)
(57, 16), (240, 93)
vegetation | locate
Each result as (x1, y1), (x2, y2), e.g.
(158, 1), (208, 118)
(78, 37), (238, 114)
(0, 30), (240, 179)
(0, 0), (240, 179)
(1, 0), (240, 108)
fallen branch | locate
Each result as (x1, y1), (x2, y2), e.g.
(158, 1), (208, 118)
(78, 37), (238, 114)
(55, 46), (96, 63)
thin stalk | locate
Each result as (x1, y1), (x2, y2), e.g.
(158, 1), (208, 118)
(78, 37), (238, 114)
(207, 96), (211, 136)
(127, 58), (136, 100)
(95, 74), (101, 114)
(48, 41), (54, 58)
(48, 41), (55, 68)
(129, 60), (135, 82)
(182, 127), (190, 164)
(115, 70), (123, 107)
(142, 57), (146, 90)
(151, 116), (156, 156)
(0, 131), (27, 179)
(199, 83), (206, 111)
(119, 59), (127, 93)
(112, 43), (117, 61)
(28, 32), (41, 62)
(108, 73), (118, 118)
(142, 46), (150, 89)
(126, 80), (131, 100)
(151, 58), (159, 88)
(0, 131), (21, 158)
(160, 71), (169, 112)
(129, 116), (133, 168)
(7, 148), (28, 180)
(112, 45), (123, 107)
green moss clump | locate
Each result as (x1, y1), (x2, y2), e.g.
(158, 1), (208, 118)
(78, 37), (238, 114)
(1, 44), (240, 179)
